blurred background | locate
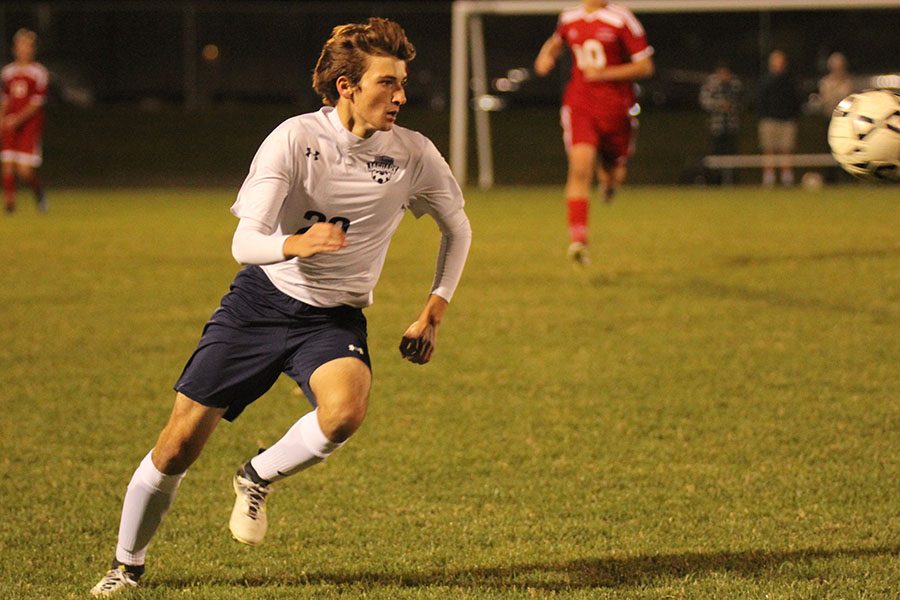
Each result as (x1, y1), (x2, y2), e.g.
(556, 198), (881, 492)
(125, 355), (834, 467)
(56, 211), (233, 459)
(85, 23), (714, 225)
(2, 0), (898, 187)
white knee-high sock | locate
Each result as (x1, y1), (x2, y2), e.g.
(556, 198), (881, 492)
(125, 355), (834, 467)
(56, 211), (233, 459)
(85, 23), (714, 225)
(115, 451), (185, 566)
(250, 410), (342, 483)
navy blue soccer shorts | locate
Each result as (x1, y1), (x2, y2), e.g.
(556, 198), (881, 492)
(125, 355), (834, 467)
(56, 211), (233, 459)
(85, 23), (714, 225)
(174, 266), (370, 421)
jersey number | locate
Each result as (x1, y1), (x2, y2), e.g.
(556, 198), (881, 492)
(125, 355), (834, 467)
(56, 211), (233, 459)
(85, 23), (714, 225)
(572, 39), (608, 70)
(11, 80), (29, 98)
(296, 210), (351, 234)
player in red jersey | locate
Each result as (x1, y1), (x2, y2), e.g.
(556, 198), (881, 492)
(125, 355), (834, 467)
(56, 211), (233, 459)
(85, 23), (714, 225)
(534, 1), (654, 265)
(2, 28), (49, 214)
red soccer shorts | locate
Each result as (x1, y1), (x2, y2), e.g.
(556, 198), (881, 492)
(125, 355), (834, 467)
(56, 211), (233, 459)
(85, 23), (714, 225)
(560, 104), (636, 167)
(1, 116), (44, 167)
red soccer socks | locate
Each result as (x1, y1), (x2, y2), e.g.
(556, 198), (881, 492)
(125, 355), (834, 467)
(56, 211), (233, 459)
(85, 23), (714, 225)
(566, 196), (589, 244)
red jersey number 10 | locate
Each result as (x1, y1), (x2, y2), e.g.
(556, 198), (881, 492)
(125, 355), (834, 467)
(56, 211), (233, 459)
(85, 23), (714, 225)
(572, 39), (608, 70)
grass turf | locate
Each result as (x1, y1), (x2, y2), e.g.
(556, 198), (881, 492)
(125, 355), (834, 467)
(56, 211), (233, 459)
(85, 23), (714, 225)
(0, 185), (897, 599)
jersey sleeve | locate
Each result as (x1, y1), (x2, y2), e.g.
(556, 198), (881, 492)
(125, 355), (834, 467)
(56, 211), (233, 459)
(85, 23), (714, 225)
(408, 138), (472, 302)
(618, 9), (653, 61)
(231, 218), (289, 265)
(31, 65), (49, 105)
(231, 121), (300, 231)
(407, 138), (464, 220)
(1, 69), (9, 102)
(554, 14), (566, 39)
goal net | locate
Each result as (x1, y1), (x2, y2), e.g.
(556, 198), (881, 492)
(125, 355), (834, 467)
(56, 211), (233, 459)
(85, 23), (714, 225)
(450, 0), (900, 188)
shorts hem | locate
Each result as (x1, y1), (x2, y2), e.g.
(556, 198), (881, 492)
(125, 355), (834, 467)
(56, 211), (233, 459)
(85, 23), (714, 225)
(173, 384), (231, 412)
(0, 149), (42, 167)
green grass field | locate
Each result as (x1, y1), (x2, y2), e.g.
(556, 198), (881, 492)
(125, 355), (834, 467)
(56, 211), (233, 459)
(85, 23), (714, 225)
(1, 185), (898, 599)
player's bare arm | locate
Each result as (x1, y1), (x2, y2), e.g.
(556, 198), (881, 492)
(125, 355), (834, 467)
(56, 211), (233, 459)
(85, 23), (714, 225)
(3, 99), (41, 130)
(534, 34), (564, 77)
(399, 293), (448, 365)
(0, 97), (10, 130)
(584, 55), (655, 82)
(282, 222), (347, 258)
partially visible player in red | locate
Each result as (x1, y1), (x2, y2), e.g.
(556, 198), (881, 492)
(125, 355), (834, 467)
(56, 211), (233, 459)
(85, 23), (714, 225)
(2, 28), (49, 214)
(534, 0), (653, 265)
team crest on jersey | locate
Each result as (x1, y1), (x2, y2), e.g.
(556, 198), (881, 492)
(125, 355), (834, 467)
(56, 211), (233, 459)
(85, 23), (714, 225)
(597, 30), (616, 42)
(367, 155), (399, 184)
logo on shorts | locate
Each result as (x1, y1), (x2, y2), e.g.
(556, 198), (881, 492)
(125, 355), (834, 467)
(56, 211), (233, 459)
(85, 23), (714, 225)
(348, 344), (365, 355)
(367, 155), (399, 184)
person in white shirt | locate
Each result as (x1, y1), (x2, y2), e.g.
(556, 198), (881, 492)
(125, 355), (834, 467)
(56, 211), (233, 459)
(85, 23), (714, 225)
(91, 18), (471, 596)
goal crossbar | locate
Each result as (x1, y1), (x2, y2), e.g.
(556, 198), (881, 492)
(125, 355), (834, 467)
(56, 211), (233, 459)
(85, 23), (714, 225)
(450, 0), (899, 188)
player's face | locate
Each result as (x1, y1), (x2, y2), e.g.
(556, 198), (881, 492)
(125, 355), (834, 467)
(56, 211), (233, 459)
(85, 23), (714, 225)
(349, 55), (408, 137)
(13, 37), (35, 63)
(769, 52), (787, 74)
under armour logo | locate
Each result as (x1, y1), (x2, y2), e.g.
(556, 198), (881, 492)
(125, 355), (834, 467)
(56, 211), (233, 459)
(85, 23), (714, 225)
(348, 344), (365, 355)
(306, 147), (320, 160)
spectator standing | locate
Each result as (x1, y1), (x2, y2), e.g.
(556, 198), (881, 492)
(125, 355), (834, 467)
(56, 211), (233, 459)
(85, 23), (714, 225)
(699, 61), (742, 185)
(810, 51), (855, 182)
(817, 52), (854, 117)
(757, 50), (802, 187)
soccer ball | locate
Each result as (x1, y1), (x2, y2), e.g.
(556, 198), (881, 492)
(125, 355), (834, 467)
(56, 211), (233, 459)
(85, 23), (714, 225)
(801, 171), (824, 191)
(827, 89), (900, 181)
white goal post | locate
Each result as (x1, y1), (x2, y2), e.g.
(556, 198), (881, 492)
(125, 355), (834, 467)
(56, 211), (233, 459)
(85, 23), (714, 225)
(450, 0), (899, 189)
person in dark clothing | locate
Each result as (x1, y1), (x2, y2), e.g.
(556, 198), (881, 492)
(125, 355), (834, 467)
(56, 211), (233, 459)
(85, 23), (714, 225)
(700, 61), (742, 185)
(757, 50), (802, 187)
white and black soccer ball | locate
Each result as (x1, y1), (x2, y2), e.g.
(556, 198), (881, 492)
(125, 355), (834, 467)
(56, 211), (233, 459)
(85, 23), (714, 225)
(827, 88), (900, 182)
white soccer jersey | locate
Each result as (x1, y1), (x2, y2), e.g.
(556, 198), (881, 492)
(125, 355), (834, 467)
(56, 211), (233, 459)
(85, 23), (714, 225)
(231, 106), (471, 308)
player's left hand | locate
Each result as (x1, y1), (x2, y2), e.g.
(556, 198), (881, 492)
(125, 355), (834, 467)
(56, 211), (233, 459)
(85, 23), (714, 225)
(399, 320), (436, 365)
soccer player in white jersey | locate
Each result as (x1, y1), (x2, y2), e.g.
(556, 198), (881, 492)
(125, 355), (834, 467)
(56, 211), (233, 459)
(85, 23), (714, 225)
(91, 18), (471, 596)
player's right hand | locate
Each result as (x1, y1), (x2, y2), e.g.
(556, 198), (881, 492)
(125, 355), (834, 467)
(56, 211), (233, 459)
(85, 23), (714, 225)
(284, 222), (347, 258)
(533, 56), (554, 77)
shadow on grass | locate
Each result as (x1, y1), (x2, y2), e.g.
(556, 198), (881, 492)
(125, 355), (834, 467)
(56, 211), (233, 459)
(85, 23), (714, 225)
(724, 247), (900, 267)
(159, 545), (898, 591)
(674, 278), (897, 321)
(589, 247), (900, 288)
(590, 273), (896, 321)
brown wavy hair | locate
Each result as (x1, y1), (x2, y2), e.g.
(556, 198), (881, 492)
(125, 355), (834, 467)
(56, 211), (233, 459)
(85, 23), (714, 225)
(313, 17), (416, 106)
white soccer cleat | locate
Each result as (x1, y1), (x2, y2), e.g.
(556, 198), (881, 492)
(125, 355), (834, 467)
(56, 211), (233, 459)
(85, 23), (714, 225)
(90, 563), (141, 596)
(567, 241), (591, 266)
(229, 469), (270, 545)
